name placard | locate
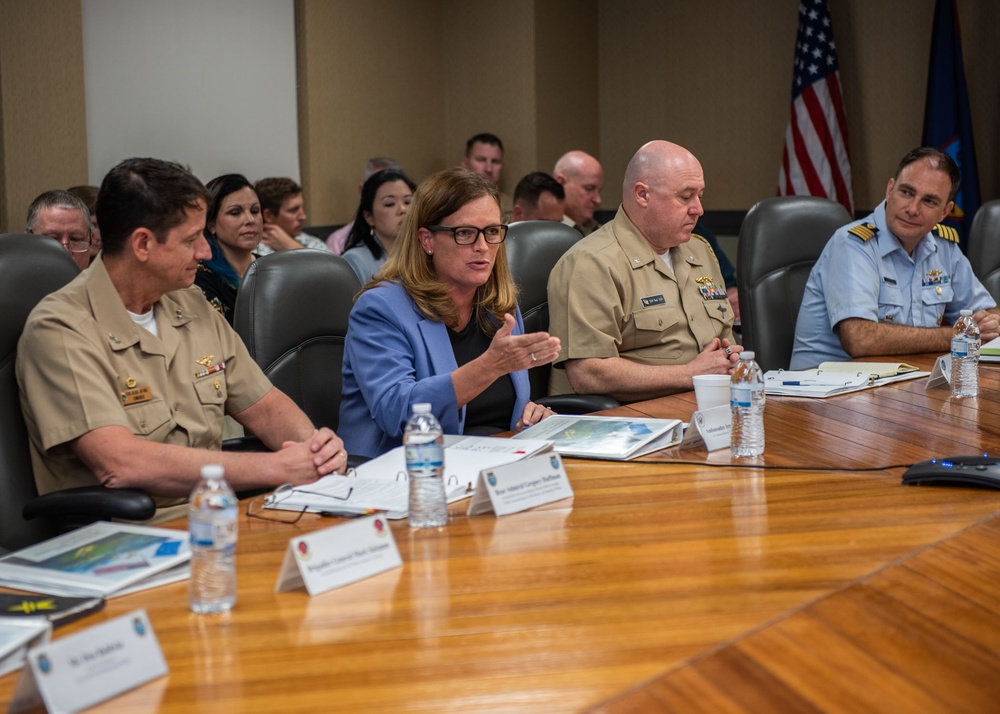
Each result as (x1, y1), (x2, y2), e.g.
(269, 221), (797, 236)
(467, 453), (573, 517)
(275, 514), (403, 596)
(679, 403), (732, 452)
(926, 354), (950, 389)
(10, 609), (167, 714)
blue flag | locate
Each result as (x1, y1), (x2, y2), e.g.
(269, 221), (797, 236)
(922, 0), (980, 252)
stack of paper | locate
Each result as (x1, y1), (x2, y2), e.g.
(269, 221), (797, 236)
(764, 362), (927, 398)
(818, 361), (918, 378)
(268, 435), (554, 519)
(980, 336), (1000, 362)
(764, 369), (870, 397)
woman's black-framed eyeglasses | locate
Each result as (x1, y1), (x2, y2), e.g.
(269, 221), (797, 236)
(426, 224), (508, 245)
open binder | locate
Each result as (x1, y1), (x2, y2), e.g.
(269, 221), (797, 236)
(764, 361), (925, 398)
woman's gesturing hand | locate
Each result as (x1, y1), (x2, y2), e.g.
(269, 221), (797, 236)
(484, 313), (561, 376)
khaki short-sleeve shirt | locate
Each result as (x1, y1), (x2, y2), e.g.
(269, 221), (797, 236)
(547, 207), (734, 396)
(16, 258), (272, 498)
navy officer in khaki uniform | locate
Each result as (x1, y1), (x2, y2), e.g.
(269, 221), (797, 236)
(16, 158), (347, 519)
(791, 147), (999, 369)
(547, 140), (741, 402)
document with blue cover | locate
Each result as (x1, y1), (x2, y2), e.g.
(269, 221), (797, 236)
(0, 523), (190, 598)
(512, 415), (683, 460)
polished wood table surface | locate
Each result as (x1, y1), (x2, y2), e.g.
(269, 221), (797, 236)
(3, 354), (1000, 713)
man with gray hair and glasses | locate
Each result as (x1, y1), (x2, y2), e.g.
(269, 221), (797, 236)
(26, 190), (94, 270)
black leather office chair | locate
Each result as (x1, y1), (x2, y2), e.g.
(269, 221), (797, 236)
(504, 220), (619, 413)
(967, 200), (1000, 303)
(0, 234), (154, 553)
(736, 197), (852, 371)
(234, 250), (361, 433)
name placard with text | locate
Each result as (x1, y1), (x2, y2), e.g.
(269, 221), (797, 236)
(275, 515), (403, 596)
(679, 404), (732, 452)
(10, 609), (166, 714)
(467, 453), (573, 517)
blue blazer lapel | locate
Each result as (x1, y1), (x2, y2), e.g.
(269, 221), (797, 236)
(416, 317), (465, 432)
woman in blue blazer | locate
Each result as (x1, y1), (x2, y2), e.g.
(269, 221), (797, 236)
(339, 168), (561, 458)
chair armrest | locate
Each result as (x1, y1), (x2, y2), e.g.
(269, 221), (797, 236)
(23, 487), (156, 522)
(222, 436), (268, 452)
(537, 394), (620, 415)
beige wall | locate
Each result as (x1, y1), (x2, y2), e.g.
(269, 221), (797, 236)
(297, 0), (599, 226)
(597, 0), (1000, 212)
(534, 0), (600, 175)
(1, 0), (997, 232)
(296, 0), (447, 228)
(299, 0), (999, 222)
(0, 0), (88, 233)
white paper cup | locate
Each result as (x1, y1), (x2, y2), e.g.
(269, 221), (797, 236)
(692, 374), (731, 411)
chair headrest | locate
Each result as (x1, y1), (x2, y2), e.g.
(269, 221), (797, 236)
(0, 233), (80, 359)
(234, 250), (361, 364)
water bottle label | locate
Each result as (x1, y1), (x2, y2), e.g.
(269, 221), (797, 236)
(730, 385), (753, 408)
(405, 443), (443, 471)
(190, 510), (237, 548)
(951, 336), (969, 357)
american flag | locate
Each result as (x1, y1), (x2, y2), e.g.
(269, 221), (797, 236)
(778, 0), (854, 215)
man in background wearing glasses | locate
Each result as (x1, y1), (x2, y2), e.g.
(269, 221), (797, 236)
(547, 140), (741, 403)
(26, 190), (94, 270)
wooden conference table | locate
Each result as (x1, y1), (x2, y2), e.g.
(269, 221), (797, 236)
(3, 353), (1000, 712)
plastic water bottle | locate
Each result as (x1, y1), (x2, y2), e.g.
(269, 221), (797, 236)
(951, 309), (980, 398)
(730, 351), (765, 457)
(189, 464), (238, 613)
(404, 403), (448, 528)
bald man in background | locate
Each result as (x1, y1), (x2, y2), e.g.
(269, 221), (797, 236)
(553, 150), (604, 236)
(547, 141), (740, 402)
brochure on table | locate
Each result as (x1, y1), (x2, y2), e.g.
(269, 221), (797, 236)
(275, 515), (403, 597)
(467, 452), (574, 517)
(267, 435), (553, 519)
(0, 523), (191, 598)
(9, 609), (167, 714)
(512, 415), (683, 460)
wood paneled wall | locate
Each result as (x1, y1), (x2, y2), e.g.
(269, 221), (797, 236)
(1, 0), (997, 231)
(0, 0), (88, 233)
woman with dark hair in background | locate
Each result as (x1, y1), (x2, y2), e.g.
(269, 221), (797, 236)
(341, 169), (415, 283)
(339, 167), (560, 458)
(195, 174), (262, 324)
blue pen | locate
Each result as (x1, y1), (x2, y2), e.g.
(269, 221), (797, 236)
(781, 380), (818, 386)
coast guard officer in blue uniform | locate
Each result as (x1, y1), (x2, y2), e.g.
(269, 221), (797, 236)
(791, 147), (998, 369)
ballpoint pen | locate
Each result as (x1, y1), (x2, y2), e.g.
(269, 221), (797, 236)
(319, 509), (377, 519)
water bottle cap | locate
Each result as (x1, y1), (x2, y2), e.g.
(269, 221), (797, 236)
(740, 351), (755, 360)
(960, 309), (973, 316)
(412, 403), (432, 414)
(201, 464), (224, 480)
